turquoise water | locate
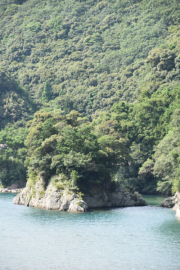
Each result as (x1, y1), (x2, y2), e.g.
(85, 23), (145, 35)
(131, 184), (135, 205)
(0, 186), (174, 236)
(0, 194), (180, 270)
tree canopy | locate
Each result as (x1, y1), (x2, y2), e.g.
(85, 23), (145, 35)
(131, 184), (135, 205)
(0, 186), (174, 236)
(1, 0), (180, 195)
(23, 110), (129, 192)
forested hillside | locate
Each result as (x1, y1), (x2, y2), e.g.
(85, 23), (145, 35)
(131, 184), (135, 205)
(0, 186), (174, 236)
(0, 0), (180, 115)
(0, 68), (37, 129)
(0, 0), (180, 195)
(0, 68), (36, 187)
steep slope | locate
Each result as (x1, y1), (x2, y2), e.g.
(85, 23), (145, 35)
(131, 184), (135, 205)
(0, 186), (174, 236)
(0, 68), (37, 187)
(1, 0), (180, 195)
(0, 68), (37, 129)
(0, 0), (180, 115)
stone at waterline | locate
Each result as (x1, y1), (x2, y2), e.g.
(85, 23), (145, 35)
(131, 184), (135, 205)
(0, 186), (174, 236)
(14, 176), (147, 212)
(0, 183), (23, 194)
(0, 188), (22, 193)
(161, 196), (175, 208)
(161, 191), (180, 218)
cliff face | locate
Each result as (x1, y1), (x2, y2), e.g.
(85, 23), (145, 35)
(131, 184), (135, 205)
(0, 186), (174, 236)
(13, 178), (87, 212)
(173, 192), (180, 218)
(13, 177), (147, 212)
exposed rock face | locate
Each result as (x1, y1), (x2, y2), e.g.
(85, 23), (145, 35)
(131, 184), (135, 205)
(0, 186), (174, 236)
(14, 177), (147, 212)
(14, 182), (87, 212)
(173, 191), (180, 218)
(161, 192), (180, 218)
(83, 188), (146, 208)
(161, 196), (175, 208)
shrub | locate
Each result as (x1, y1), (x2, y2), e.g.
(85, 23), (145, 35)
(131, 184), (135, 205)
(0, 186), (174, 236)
(26, 22), (41, 32)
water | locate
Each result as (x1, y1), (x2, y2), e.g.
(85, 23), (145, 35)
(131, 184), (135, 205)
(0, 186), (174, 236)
(0, 194), (180, 270)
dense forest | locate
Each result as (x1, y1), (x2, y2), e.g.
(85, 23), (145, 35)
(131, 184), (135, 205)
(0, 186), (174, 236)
(0, 0), (180, 196)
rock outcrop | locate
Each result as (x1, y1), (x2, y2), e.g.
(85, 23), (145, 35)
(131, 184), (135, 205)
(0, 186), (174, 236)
(14, 177), (147, 212)
(161, 191), (180, 218)
(83, 188), (146, 208)
(160, 196), (175, 208)
(14, 182), (87, 212)
(173, 191), (180, 218)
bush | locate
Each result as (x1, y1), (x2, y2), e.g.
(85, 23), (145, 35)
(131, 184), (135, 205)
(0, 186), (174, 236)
(26, 22), (41, 32)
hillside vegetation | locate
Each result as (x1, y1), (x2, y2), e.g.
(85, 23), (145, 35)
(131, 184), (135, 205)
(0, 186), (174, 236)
(23, 110), (128, 194)
(0, 0), (180, 115)
(0, 68), (37, 129)
(0, 0), (180, 195)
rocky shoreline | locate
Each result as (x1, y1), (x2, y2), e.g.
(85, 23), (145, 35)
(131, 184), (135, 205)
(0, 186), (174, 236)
(13, 177), (147, 212)
(0, 188), (22, 193)
(161, 191), (180, 218)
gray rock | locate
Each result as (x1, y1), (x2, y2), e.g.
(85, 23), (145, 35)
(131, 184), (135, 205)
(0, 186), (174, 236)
(161, 196), (175, 208)
(13, 187), (30, 206)
(13, 177), (147, 212)
(161, 192), (180, 218)
(173, 191), (180, 218)
(0, 188), (22, 193)
(84, 188), (147, 208)
(14, 180), (88, 212)
(68, 199), (87, 212)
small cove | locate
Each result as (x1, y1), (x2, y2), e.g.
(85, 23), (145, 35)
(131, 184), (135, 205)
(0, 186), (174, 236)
(0, 193), (180, 270)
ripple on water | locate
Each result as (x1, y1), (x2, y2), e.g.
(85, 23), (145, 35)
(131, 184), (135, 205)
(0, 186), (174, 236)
(0, 194), (180, 270)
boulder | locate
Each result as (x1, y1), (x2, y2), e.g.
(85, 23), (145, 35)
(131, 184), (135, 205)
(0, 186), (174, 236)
(161, 196), (175, 208)
(161, 192), (180, 218)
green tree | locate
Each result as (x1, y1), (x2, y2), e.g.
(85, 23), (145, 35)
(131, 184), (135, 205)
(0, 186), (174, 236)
(153, 109), (180, 195)
(0, 126), (28, 187)
(24, 110), (129, 191)
(41, 81), (52, 103)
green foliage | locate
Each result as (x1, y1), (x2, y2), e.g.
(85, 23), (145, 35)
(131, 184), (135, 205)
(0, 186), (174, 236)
(48, 16), (63, 32)
(111, 85), (180, 194)
(152, 110), (180, 195)
(0, 0), (180, 114)
(26, 22), (41, 33)
(0, 68), (37, 130)
(1, 0), (180, 194)
(172, 178), (180, 194)
(39, 189), (45, 199)
(41, 80), (52, 103)
(27, 171), (38, 188)
(5, 4), (18, 15)
(24, 110), (129, 190)
(51, 175), (66, 190)
(0, 126), (28, 187)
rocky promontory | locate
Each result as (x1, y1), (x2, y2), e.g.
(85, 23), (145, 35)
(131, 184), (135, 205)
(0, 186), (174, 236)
(14, 177), (147, 212)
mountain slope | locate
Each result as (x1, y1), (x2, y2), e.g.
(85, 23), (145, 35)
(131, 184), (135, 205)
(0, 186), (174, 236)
(0, 68), (37, 129)
(0, 0), (180, 115)
(1, 0), (180, 194)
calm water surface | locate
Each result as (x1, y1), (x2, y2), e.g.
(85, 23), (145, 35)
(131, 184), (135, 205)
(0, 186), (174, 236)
(0, 193), (180, 270)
